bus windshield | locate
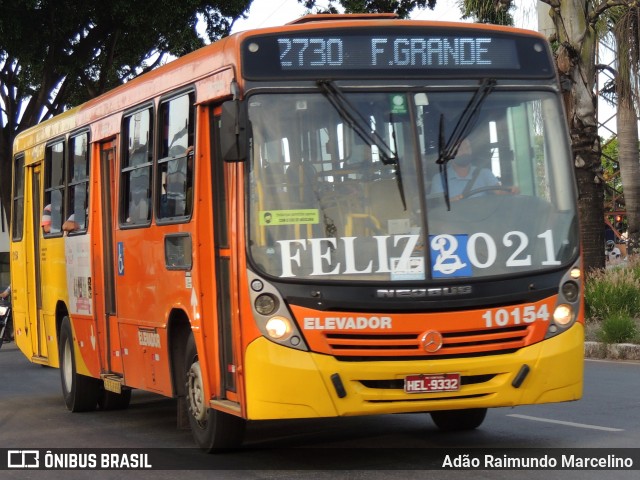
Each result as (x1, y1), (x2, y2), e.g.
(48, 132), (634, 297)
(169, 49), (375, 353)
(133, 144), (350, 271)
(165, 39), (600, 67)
(247, 88), (578, 282)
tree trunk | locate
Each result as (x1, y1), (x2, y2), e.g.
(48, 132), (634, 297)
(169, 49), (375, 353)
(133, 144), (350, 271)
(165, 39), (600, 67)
(0, 126), (13, 229)
(617, 99), (640, 255)
(548, 0), (605, 273)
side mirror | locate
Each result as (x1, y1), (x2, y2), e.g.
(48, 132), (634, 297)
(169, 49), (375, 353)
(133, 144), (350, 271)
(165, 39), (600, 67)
(220, 100), (247, 162)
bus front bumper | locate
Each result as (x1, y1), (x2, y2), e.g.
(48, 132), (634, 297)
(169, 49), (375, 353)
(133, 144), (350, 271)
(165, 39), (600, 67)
(244, 323), (584, 420)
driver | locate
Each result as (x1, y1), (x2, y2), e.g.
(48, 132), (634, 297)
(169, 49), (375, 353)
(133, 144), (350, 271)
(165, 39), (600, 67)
(430, 138), (516, 201)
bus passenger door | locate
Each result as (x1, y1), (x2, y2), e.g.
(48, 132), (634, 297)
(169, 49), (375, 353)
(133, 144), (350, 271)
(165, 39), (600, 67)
(212, 109), (238, 400)
(97, 140), (122, 374)
(30, 166), (47, 360)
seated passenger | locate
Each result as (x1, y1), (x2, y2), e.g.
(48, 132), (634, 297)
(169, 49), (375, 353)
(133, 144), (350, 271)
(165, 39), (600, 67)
(62, 214), (79, 233)
(41, 204), (52, 233)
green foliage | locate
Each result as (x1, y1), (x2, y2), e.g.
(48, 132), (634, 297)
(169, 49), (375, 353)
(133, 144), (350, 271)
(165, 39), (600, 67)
(0, 0), (251, 113)
(602, 136), (620, 176)
(0, 0), (252, 219)
(586, 260), (640, 343)
(598, 312), (639, 344)
(457, 0), (514, 25)
(585, 264), (640, 320)
(601, 136), (623, 204)
(301, 0), (437, 18)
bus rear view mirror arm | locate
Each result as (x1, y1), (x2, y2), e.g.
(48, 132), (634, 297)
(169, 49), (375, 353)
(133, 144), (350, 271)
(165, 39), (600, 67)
(221, 99), (247, 162)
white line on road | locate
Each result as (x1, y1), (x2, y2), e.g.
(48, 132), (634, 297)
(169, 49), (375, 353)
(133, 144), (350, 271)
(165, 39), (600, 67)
(507, 414), (624, 432)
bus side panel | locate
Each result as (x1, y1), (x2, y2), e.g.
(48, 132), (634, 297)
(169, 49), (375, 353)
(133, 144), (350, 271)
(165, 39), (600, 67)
(11, 250), (32, 359)
(64, 234), (103, 377)
(12, 162), (36, 361)
(117, 321), (172, 394)
(113, 228), (189, 397)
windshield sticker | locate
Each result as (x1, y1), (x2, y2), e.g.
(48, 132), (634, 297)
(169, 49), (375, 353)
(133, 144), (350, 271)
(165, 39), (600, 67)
(430, 234), (472, 278)
(272, 230), (561, 278)
(430, 230), (561, 277)
(260, 209), (320, 226)
(390, 256), (425, 280)
(277, 234), (420, 278)
(390, 94), (408, 114)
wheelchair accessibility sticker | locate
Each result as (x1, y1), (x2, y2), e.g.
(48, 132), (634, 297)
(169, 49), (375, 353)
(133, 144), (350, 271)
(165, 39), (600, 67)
(430, 234), (472, 278)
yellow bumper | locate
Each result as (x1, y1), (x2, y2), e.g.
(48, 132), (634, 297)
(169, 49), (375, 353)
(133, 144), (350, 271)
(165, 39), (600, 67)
(244, 323), (584, 420)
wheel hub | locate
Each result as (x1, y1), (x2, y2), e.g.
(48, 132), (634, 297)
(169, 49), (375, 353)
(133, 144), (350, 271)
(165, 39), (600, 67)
(186, 361), (206, 423)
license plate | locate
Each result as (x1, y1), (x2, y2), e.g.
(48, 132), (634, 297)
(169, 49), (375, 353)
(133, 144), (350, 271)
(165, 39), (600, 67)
(404, 373), (461, 393)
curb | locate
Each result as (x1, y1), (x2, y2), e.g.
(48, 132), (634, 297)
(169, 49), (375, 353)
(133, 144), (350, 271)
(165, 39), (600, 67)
(585, 341), (640, 361)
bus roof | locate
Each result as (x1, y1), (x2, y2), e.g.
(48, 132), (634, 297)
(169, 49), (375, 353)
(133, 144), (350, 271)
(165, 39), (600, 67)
(13, 15), (547, 159)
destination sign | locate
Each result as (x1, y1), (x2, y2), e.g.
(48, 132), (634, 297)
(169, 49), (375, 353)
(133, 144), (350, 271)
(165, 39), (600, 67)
(241, 27), (554, 79)
(277, 36), (515, 69)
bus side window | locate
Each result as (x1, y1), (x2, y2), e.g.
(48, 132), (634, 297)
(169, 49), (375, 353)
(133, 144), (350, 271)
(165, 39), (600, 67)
(121, 108), (153, 226)
(11, 155), (25, 241)
(44, 141), (65, 236)
(157, 92), (195, 221)
(65, 132), (90, 233)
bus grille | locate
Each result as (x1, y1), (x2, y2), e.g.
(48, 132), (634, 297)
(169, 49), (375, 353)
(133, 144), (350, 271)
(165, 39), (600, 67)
(325, 325), (530, 361)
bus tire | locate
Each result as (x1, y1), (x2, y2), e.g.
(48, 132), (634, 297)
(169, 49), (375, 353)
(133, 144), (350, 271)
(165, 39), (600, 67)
(59, 316), (100, 412)
(430, 408), (487, 431)
(98, 387), (132, 410)
(184, 333), (245, 452)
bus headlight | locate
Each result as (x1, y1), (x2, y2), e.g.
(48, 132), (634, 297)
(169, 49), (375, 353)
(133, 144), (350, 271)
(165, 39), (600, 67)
(553, 304), (574, 326)
(561, 281), (579, 303)
(546, 263), (582, 339)
(247, 270), (308, 351)
(255, 293), (278, 316)
(265, 316), (291, 339)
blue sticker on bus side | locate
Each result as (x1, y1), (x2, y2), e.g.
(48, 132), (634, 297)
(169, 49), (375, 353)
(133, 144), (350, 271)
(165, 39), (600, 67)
(430, 234), (472, 278)
(117, 242), (125, 276)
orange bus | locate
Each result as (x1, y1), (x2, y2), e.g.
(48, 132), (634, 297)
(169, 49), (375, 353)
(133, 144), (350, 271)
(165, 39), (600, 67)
(9, 14), (583, 451)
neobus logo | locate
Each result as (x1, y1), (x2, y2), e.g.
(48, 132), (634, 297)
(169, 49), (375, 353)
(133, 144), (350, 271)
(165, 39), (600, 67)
(376, 286), (473, 298)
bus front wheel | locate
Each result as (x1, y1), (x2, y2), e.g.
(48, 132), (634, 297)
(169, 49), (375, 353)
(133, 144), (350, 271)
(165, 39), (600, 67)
(184, 334), (245, 452)
(430, 408), (487, 431)
(59, 316), (100, 412)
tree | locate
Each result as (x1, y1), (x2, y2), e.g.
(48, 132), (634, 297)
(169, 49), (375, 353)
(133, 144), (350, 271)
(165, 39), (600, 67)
(299, 0), (436, 17)
(535, 0), (631, 272)
(609, 6), (640, 255)
(457, 0), (515, 24)
(601, 136), (624, 213)
(464, 0), (640, 270)
(0, 0), (251, 223)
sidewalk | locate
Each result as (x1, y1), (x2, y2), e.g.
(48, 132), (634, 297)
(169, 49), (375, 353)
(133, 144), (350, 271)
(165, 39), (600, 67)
(585, 341), (640, 360)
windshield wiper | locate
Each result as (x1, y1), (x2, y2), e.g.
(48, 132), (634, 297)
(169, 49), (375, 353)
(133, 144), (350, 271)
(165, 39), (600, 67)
(389, 112), (407, 210)
(436, 78), (497, 210)
(317, 80), (398, 165)
(317, 80), (406, 211)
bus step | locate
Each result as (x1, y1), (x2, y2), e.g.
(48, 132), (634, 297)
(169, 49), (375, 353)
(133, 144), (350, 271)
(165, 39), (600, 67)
(210, 399), (241, 414)
(101, 374), (124, 394)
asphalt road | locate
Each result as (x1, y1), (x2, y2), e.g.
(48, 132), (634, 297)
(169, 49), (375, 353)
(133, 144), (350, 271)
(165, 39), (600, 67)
(1, 341), (639, 479)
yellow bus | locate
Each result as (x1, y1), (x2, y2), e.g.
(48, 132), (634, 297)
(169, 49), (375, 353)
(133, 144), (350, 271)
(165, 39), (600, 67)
(10, 14), (583, 451)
